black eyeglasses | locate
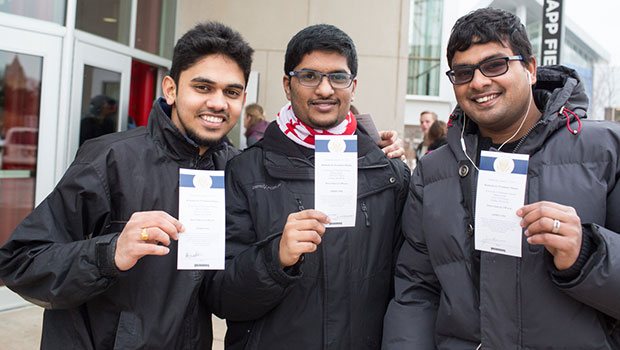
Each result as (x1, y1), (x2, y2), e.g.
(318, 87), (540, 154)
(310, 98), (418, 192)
(446, 55), (523, 85)
(289, 70), (355, 89)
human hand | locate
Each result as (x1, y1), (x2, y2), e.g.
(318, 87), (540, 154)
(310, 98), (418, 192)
(377, 130), (405, 160)
(517, 201), (582, 270)
(114, 211), (185, 271)
(279, 209), (330, 267)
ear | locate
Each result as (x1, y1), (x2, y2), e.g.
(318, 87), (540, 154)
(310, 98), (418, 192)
(525, 56), (537, 86)
(162, 76), (177, 105)
(283, 75), (292, 101)
(350, 78), (357, 102)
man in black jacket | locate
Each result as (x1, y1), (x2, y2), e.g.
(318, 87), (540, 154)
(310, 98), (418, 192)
(216, 24), (410, 349)
(383, 8), (620, 349)
(0, 22), (252, 349)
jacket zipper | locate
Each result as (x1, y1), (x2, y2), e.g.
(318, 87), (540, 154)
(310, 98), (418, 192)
(360, 201), (370, 227)
(513, 120), (541, 349)
(190, 153), (202, 169)
(474, 121), (541, 348)
(295, 196), (327, 347)
(295, 198), (305, 211)
(513, 120), (543, 152)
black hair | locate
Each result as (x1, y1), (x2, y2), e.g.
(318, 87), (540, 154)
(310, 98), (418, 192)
(284, 24), (358, 76)
(169, 22), (254, 86)
(447, 8), (532, 68)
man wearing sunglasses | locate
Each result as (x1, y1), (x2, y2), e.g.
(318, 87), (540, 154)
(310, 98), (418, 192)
(214, 24), (410, 349)
(383, 7), (620, 349)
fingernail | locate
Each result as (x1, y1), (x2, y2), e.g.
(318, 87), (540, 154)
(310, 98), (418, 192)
(180, 224), (186, 232)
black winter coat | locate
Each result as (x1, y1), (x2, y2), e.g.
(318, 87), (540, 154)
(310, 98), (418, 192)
(214, 122), (410, 349)
(0, 99), (238, 349)
(383, 66), (620, 349)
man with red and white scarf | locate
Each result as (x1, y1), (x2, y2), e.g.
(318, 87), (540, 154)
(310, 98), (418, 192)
(213, 24), (410, 349)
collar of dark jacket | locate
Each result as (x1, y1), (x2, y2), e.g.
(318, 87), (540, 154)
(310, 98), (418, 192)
(147, 97), (234, 166)
(257, 120), (390, 180)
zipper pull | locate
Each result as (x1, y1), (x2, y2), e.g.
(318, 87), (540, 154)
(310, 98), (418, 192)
(361, 201), (370, 227)
(296, 198), (305, 211)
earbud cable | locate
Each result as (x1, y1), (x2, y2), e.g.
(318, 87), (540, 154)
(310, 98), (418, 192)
(460, 83), (533, 170)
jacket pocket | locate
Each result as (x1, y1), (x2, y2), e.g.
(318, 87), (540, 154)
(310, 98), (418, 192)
(113, 311), (143, 350)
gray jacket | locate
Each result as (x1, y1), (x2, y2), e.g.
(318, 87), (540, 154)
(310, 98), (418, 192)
(383, 66), (620, 349)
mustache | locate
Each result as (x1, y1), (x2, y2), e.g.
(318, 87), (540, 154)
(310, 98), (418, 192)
(197, 109), (228, 119)
(308, 99), (339, 104)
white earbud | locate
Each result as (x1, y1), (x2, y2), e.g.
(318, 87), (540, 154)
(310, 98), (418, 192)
(528, 72), (532, 85)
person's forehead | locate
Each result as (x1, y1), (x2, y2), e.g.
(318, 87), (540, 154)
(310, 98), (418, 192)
(181, 54), (245, 85)
(452, 41), (514, 66)
(296, 50), (350, 72)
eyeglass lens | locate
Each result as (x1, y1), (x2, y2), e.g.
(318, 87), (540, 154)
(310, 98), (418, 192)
(451, 57), (509, 84)
(296, 71), (352, 88)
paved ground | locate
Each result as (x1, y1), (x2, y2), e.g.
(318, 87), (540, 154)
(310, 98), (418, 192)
(0, 305), (226, 349)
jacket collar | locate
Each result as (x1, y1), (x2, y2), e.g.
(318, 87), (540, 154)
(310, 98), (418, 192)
(258, 121), (390, 180)
(147, 98), (232, 165)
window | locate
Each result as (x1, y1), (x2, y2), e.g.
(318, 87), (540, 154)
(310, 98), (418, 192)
(605, 108), (620, 122)
(76, 0), (132, 44)
(0, 50), (43, 265)
(135, 0), (176, 59)
(0, 0), (65, 24)
(78, 66), (121, 145)
(407, 0), (443, 96)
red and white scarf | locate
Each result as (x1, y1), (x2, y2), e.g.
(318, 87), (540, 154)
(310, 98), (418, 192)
(276, 103), (357, 149)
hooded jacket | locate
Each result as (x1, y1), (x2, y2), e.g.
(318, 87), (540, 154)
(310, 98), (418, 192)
(214, 122), (410, 349)
(383, 66), (620, 349)
(0, 99), (238, 349)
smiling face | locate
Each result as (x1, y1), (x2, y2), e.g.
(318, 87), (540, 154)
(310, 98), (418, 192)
(163, 54), (246, 154)
(452, 41), (539, 142)
(283, 50), (356, 130)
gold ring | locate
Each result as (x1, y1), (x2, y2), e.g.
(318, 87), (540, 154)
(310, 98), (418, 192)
(140, 227), (149, 241)
(552, 219), (561, 234)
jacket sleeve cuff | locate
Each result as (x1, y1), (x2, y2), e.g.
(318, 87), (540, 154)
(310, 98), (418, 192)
(96, 233), (122, 278)
(548, 224), (597, 283)
(262, 236), (303, 285)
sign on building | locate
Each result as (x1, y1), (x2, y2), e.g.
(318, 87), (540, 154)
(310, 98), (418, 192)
(541, 0), (563, 65)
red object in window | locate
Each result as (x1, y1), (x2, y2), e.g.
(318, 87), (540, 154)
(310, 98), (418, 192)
(128, 60), (156, 127)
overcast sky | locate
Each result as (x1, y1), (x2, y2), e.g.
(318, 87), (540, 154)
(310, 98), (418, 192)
(564, 0), (620, 65)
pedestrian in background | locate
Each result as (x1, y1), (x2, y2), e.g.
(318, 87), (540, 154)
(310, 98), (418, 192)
(244, 102), (269, 146)
(424, 119), (447, 155)
(414, 110), (438, 160)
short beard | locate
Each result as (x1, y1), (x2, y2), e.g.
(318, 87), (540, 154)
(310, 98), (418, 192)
(185, 127), (224, 149)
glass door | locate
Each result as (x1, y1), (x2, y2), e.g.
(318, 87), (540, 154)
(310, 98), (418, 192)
(0, 25), (62, 307)
(67, 41), (131, 163)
